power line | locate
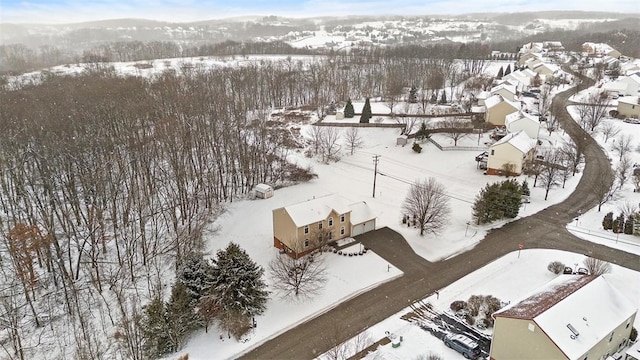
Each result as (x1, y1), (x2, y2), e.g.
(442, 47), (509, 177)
(372, 155), (381, 198)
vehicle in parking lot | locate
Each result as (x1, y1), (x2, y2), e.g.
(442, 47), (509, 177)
(624, 118), (640, 124)
(521, 91), (538, 98)
(444, 334), (482, 359)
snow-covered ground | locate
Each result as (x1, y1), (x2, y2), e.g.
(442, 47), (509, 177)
(177, 117), (583, 358)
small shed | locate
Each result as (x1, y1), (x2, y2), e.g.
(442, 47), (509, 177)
(254, 184), (274, 199)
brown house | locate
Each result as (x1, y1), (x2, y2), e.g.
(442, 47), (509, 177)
(272, 195), (376, 258)
(490, 275), (637, 360)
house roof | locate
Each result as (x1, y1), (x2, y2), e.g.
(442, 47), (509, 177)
(471, 105), (486, 113)
(284, 194), (351, 227)
(490, 130), (535, 153)
(618, 95), (640, 106)
(491, 83), (517, 96)
(505, 111), (540, 130)
(476, 90), (491, 100)
(348, 201), (375, 225)
(484, 94), (503, 109)
(495, 275), (637, 360)
(255, 183), (272, 192)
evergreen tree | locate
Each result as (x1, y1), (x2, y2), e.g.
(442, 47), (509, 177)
(412, 142), (422, 153)
(360, 97), (372, 123)
(521, 179), (530, 196)
(177, 255), (215, 301)
(212, 242), (269, 318)
(497, 66), (504, 79)
(409, 86), (418, 103)
(431, 92), (438, 103)
(613, 214), (625, 233)
(504, 64), (512, 76)
(440, 91), (447, 104)
(141, 298), (172, 358)
(624, 216), (634, 235)
(416, 122), (431, 141)
(165, 281), (203, 350)
(473, 180), (522, 224)
(602, 212), (614, 230)
(344, 99), (355, 118)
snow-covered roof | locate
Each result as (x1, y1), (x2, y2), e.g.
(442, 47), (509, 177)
(495, 275), (636, 360)
(348, 201), (375, 225)
(471, 105), (486, 113)
(284, 194), (351, 227)
(490, 130), (535, 153)
(583, 42), (617, 55)
(255, 183), (272, 192)
(484, 94), (503, 109)
(490, 83), (516, 95)
(505, 111), (539, 129)
(476, 90), (491, 100)
(619, 96), (640, 106)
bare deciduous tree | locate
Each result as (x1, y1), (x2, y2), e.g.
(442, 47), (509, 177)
(269, 251), (327, 299)
(599, 121), (620, 143)
(560, 137), (587, 175)
(612, 134), (634, 161)
(402, 177), (450, 236)
(538, 149), (563, 200)
(343, 127), (363, 155)
(319, 127), (342, 163)
(536, 85), (553, 119)
(593, 172), (618, 212)
(441, 118), (472, 146)
(617, 201), (638, 219)
(583, 257), (612, 276)
(575, 91), (610, 132)
(616, 155), (632, 189)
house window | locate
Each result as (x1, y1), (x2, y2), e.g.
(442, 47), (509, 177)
(340, 214), (345, 223)
(627, 319), (631, 328)
(304, 239), (310, 248)
(609, 332), (614, 343)
(491, 149), (495, 155)
(304, 226), (309, 234)
(340, 226), (345, 235)
(329, 231), (333, 239)
(328, 217), (333, 226)
(318, 221), (323, 229)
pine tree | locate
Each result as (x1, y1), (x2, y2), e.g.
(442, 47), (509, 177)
(344, 99), (355, 118)
(497, 66), (504, 79)
(165, 281), (203, 350)
(431, 92), (438, 103)
(177, 255), (215, 301)
(360, 97), (372, 123)
(602, 212), (614, 230)
(473, 180), (522, 224)
(521, 179), (530, 196)
(504, 64), (512, 76)
(440, 91), (447, 104)
(500, 179), (522, 218)
(613, 214), (625, 233)
(624, 216), (634, 234)
(212, 242), (269, 317)
(409, 86), (418, 103)
(141, 298), (172, 358)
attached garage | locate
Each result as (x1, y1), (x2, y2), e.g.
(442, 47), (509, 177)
(349, 201), (376, 236)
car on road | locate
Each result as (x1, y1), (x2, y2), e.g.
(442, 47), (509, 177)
(444, 334), (482, 359)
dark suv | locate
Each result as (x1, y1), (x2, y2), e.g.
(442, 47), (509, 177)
(444, 334), (482, 359)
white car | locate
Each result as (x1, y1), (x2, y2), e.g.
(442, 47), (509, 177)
(623, 118), (640, 124)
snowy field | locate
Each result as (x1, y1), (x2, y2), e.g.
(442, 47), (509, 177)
(177, 118), (583, 358)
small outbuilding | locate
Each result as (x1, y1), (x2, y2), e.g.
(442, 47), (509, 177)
(254, 183), (274, 199)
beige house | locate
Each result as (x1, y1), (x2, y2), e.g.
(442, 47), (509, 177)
(617, 96), (640, 118)
(505, 111), (540, 139)
(272, 194), (376, 257)
(486, 130), (536, 175)
(518, 51), (542, 66)
(484, 94), (520, 127)
(491, 275), (637, 360)
(490, 83), (517, 102)
(582, 42), (622, 59)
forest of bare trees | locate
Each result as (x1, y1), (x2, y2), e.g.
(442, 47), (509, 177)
(0, 46), (491, 358)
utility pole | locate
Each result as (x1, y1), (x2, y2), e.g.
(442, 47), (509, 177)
(372, 155), (380, 198)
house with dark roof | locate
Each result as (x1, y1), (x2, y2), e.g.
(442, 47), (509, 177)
(272, 194), (376, 258)
(490, 275), (637, 360)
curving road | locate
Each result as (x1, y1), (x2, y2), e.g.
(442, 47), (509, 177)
(240, 67), (640, 360)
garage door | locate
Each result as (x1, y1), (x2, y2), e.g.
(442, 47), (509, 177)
(352, 224), (364, 236)
(363, 220), (375, 233)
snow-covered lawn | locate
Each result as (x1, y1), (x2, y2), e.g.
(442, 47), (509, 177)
(565, 110), (640, 253)
(179, 120), (584, 358)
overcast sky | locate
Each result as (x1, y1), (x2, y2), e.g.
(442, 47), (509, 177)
(1, 0), (639, 24)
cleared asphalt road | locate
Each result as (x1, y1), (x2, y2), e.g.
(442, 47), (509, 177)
(240, 68), (640, 360)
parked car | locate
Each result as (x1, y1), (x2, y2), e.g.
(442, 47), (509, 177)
(522, 91), (538, 98)
(624, 118), (640, 124)
(444, 334), (482, 359)
(576, 267), (590, 275)
(529, 88), (541, 94)
(563, 266), (574, 274)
